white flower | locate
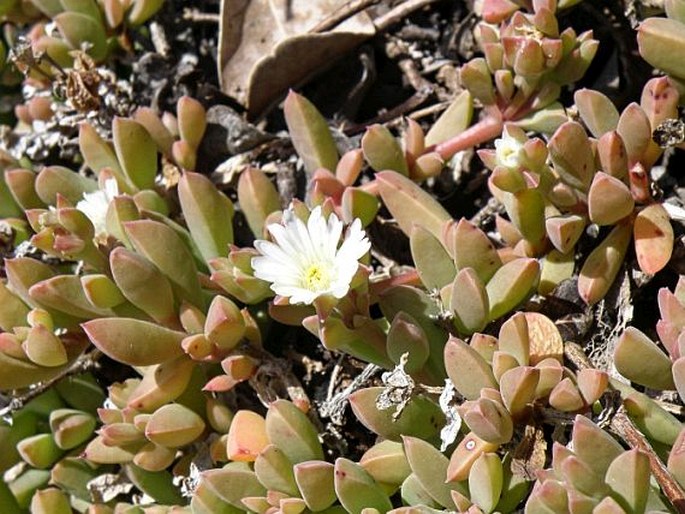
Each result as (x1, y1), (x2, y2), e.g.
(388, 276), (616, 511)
(76, 178), (119, 241)
(252, 206), (371, 305)
(494, 132), (525, 169)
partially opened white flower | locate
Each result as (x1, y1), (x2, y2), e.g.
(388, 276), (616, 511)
(494, 131), (525, 169)
(252, 206), (371, 305)
(76, 178), (119, 241)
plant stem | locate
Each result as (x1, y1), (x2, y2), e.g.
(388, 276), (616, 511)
(430, 108), (504, 160)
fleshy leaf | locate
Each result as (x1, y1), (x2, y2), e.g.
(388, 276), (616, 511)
(82, 318), (185, 365)
(178, 172), (234, 263)
(614, 326), (675, 390)
(283, 91), (338, 174)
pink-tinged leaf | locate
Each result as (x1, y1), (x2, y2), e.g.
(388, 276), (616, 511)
(178, 172), (234, 263)
(349, 387), (443, 441)
(615, 326), (674, 390)
(29, 275), (114, 319)
(634, 204), (673, 275)
(334, 458), (392, 513)
(133, 107), (174, 156)
(35, 166), (98, 206)
(82, 318), (185, 366)
(616, 103), (651, 165)
(204, 296), (246, 350)
(597, 131), (628, 180)
(375, 171), (451, 241)
(22, 325), (67, 367)
(283, 91), (338, 174)
(362, 124), (409, 176)
(578, 221), (632, 305)
(486, 257), (540, 320)
(294, 461), (336, 512)
(127, 356), (196, 412)
(109, 247), (176, 325)
(545, 214), (585, 255)
(446, 218), (502, 283)
(237, 167), (281, 237)
(145, 403), (205, 448)
(227, 410), (269, 462)
(548, 121), (594, 190)
(124, 220), (203, 307)
(82, 435), (139, 464)
(177, 96), (207, 151)
(112, 117), (158, 190)
(265, 399), (323, 464)
(444, 336), (497, 401)
(573, 88), (619, 138)
(4, 169), (44, 209)
(587, 172), (634, 226)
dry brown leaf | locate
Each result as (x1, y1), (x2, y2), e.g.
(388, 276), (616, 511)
(219, 0), (376, 117)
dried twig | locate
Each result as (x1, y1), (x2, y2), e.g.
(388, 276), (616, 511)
(611, 409), (685, 514)
(564, 342), (685, 512)
(0, 349), (103, 419)
(182, 8), (220, 23)
(310, 0), (381, 33)
(319, 363), (380, 425)
(374, 0), (445, 32)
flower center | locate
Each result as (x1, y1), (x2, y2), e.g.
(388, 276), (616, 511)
(302, 262), (332, 292)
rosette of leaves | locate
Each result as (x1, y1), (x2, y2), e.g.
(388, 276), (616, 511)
(0, 377), (105, 512)
(478, 77), (678, 305)
(193, 398), (526, 513)
(373, 169), (541, 335)
(526, 415), (667, 514)
(444, 312), (609, 450)
(26, 0), (166, 67)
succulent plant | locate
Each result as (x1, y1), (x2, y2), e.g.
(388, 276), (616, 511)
(2, 0), (685, 511)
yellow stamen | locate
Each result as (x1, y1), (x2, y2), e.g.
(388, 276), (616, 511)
(303, 263), (331, 291)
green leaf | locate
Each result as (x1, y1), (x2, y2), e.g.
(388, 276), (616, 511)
(293, 461), (336, 512)
(145, 403), (205, 448)
(410, 225), (455, 290)
(124, 219), (203, 307)
(376, 171), (451, 241)
(284, 91), (338, 174)
(35, 166), (98, 206)
(614, 327), (674, 390)
(574, 89), (620, 138)
(362, 125), (408, 176)
(334, 458), (392, 514)
(349, 387), (444, 441)
(237, 167), (281, 237)
(112, 117), (158, 190)
(82, 317), (185, 365)
(638, 18), (685, 81)
(54, 12), (107, 61)
(425, 91), (474, 146)
(486, 257), (540, 320)
(444, 336), (498, 400)
(265, 399), (324, 464)
(178, 172), (234, 263)
(403, 436), (467, 508)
